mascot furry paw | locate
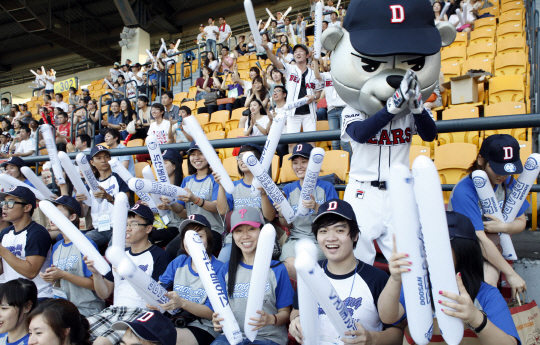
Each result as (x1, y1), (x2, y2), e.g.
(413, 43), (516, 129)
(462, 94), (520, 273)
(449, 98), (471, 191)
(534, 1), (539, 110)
(321, 0), (456, 264)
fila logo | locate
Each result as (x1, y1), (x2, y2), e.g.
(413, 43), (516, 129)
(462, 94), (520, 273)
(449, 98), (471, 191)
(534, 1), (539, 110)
(390, 5), (405, 23)
(503, 146), (513, 160)
(136, 311), (155, 322)
(327, 201), (338, 211)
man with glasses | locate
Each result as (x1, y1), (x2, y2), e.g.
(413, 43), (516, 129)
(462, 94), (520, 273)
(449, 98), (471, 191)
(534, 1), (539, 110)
(0, 186), (53, 299)
(86, 203), (171, 345)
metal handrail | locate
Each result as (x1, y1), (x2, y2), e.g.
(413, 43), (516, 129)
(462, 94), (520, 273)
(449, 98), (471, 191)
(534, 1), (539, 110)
(98, 92), (113, 133)
(69, 106), (88, 143)
(31, 87), (45, 97)
(123, 80), (140, 117)
(1, 92), (12, 106)
(19, 113), (540, 163)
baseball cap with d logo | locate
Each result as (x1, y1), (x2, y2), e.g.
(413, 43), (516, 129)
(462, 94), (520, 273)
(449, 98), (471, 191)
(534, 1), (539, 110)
(479, 134), (523, 175)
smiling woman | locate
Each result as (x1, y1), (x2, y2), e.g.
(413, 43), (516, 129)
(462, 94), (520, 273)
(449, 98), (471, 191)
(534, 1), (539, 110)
(0, 278), (38, 345)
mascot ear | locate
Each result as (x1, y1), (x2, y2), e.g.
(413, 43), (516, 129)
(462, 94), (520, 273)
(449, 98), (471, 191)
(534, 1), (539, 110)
(321, 26), (344, 52)
(437, 21), (457, 47)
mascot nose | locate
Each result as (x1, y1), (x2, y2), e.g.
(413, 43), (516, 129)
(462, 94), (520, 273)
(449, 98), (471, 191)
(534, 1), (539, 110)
(386, 76), (404, 89)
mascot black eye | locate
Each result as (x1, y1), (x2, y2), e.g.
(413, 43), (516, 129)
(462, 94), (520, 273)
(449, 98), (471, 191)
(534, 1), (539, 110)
(407, 57), (425, 72)
(360, 57), (382, 73)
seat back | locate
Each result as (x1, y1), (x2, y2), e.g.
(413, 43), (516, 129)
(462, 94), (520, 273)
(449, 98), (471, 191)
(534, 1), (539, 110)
(435, 143), (477, 170)
(466, 41), (496, 60)
(474, 16), (497, 30)
(223, 157), (241, 181)
(209, 110), (230, 127)
(462, 57), (492, 74)
(271, 155), (280, 182)
(442, 105), (479, 120)
(497, 22), (524, 41)
(469, 27), (496, 44)
(279, 154), (299, 183)
(227, 127), (245, 138)
(478, 6), (499, 17)
(441, 46), (467, 65)
(321, 150), (350, 182)
(501, 0), (524, 13)
(174, 92), (188, 102)
(409, 145), (431, 168)
(494, 52), (527, 77)
(187, 86), (197, 99)
(135, 162), (150, 178)
(499, 10), (524, 24)
(231, 107), (247, 120)
(194, 113), (210, 126)
(484, 101), (527, 117)
(518, 140), (532, 165)
(488, 75), (525, 104)
(182, 100), (196, 110)
(206, 130), (225, 141)
(441, 61), (461, 82)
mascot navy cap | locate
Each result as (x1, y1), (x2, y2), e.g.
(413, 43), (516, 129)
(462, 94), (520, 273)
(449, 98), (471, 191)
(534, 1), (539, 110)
(479, 134), (523, 175)
(343, 0), (442, 56)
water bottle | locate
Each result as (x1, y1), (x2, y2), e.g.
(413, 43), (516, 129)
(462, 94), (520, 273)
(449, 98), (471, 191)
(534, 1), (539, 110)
(176, 117), (184, 143)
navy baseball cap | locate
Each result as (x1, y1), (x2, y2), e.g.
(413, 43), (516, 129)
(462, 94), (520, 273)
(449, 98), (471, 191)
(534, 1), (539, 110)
(112, 311), (176, 345)
(128, 204), (154, 224)
(90, 144), (110, 159)
(239, 143), (263, 155)
(51, 195), (81, 217)
(479, 134), (523, 175)
(186, 141), (200, 154)
(1, 156), (26, 167)
(0, 186), (36, 208)
(162, 149), (182, 162)
(343, 0), (442, 56)
(289, 143), (313, 160)
(313, 198), (356, 223)
(178, 214), (212, 234)
(447, 211), (477, 241)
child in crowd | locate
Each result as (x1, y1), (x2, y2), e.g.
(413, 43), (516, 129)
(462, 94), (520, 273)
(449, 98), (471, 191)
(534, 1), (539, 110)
(85, 204), (171, 345)
(40, 196), (104, 317)
(289, 199), (405, 345)
(378, 211), (520, 345)
(213, 144), (276, 262)
(210, 207), (294, 345)
(28, 299), (92, 345)
(0, 186), (53, 299)
(275, 143), (338, 279)
(0, 278), (38, 345)
(166, 142), (223, 256)
(154, 214), (222, 345)
(448, 134), (527, 294)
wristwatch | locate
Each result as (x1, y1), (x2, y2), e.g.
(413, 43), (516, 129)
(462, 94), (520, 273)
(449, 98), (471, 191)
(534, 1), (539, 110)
(466, 311), (488, 333)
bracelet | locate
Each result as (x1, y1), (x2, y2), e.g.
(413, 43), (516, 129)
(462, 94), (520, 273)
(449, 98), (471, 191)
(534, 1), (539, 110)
(194, 197), (201, 205)
(467, 311), (488, 333)
(200, 199), (205, 208)
(273, 314), (277, 325)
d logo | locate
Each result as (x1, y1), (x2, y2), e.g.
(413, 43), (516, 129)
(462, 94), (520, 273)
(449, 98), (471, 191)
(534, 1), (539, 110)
(503, 147), (513, 160)
(327, 201), (338, 211)
(389, 5), (405, 23)
(136, 311), (154, 322)
(188, 215), (196, 220)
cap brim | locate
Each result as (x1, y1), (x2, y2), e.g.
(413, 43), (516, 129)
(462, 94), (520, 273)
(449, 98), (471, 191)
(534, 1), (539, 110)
(289, 153), (310, 160)
(111, 322), (160, 343)
(489, 159), (523, 175)
(128, 210), (153, 223)
(347, 27), (441, 57)
(231, 221), (262, 233)
(178, 219), (210, 234)
(49, 199), (81, 217)
(91, 149), (110, 158)
(312, 210), (352, 223)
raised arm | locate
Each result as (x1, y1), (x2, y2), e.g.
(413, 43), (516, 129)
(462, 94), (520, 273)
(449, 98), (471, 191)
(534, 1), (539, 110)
(263, 44), (284, 70)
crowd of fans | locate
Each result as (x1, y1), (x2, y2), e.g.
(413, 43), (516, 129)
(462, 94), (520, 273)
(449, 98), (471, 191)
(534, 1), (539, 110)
(0, 0), (527, 345)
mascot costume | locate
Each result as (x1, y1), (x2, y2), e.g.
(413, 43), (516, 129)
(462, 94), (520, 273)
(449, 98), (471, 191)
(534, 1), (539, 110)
(321, 0), (456, 264)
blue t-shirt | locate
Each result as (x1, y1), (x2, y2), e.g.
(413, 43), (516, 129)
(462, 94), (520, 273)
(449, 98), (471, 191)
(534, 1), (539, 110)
(449, 175), (529, 231)
(50, 237), (97, 278)
(23, 179), (35, 188)
(0, 333), (29, 345)
(159, 254), (224, 291)
(399, 282), (521, 344)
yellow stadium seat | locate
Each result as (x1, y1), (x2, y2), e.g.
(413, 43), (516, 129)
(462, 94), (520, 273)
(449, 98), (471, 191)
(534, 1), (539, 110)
(497, 36), (527, 55)
(237, 55), (249, 63)
(231, 107), (247, 120)
(488, 75), (525, 104)
(462, 57), (492, 74)
(321, 150), (350, 182)
(239, 70), (249, 80)
(127, 138), (144, 147)
(442, 105), (479, 120)
(223, 157), (241, 181)
(518, 140), (532, 166)
(135, 162), (150, 178)
(441, 61), (461, 82)
(483, 102), (528, 140)
(206, 130), (225, 141)
(279, 154), (299, 183)
(441, 46), (467, 65)
(409, 145), (431, 168)
(469, 27), (496, 45)
(187, 86), (197, 99)
(225, 119), (240, 132)
(454, 32), (468, 43)
(271, 155), (280, 182)
(194, 113), (210, 127)
(237, 62), (250, 71)
(438, 103), (480, 146)
(474, 16), (497, 30)
(174, 92), (188, 103)
(315, 120), (331, 150)
(196, 100), (205, 108)
(466, 41), (496, 60)
(203, 122), (223, 133)
(227, 128), (245, 138)
(209, 110), (230, 128)
(494, 52), (527, 77)
(499, 10), (524, 24)
(501, 0), (524, 13)
(182, 160), (188, 177)
(435, 143), (477, 203)
(478, 6), (499, 17)
(249, 54), (257, 61)
(497, 22), (524, 41)
(182, 101), (196, 110)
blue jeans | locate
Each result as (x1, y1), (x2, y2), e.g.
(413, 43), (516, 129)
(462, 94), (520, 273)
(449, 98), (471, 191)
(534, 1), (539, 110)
(206, 39), (216, 56)
(211, 335), (280, 345)
(218, 103), (233, 112)
(316, 107), (328, 121)
(327, 107), (352, 156)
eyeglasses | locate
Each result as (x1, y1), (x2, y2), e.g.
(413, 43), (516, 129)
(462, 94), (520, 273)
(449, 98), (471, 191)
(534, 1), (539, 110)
(236, 153), (246, 161)
(127, 222), (150, 228)
(1, 201), (28, 209)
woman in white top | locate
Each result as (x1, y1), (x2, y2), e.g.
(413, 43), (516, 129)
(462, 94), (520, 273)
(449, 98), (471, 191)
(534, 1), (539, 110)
(258, 33), (274, 61)
(148, 103), (173, 144)
(433, 1), (448, 23)
(205, 51), (219, 73)
(44, 69), (55, 95)
(244, 99), (271, 136)
(277, 44), (294, 64)
(243, 75), (270, 111)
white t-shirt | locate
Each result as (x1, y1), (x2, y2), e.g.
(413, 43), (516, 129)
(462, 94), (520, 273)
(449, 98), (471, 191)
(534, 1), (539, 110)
(320, 72), (346, 110)
(148, 120), (171, 144)
(328, 20), (341, 28)
(208, 60), (219, 72)
(172, 122), (192, 143)
(16, 138), (35, 156)
(52, 101), (69, 112)
(204, 25), (219, 41)
(218, 24), (231, 43)
(45, 75), (56, 90)
(197, 33), (206, 44)
(245, 115), (270, 136)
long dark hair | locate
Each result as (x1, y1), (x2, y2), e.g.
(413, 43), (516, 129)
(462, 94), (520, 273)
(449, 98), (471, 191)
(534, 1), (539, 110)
(451, 237), (484, 301)
(237, 145), (261, 177)
(228, 233), (244, 297)
(165, 157), (184, 186)
(28, 299), (92, 345)
(187, 148), (213, 176)
(271, 69), (286, 86)
(204, 51), (215, 67)
(251, 76), (268, 101)
(120, 99), (134, 118)
(0, 278), (37, 322)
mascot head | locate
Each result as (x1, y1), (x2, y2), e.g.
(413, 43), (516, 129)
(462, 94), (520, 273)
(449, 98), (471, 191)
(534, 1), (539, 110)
(322, 0), (456, 115)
